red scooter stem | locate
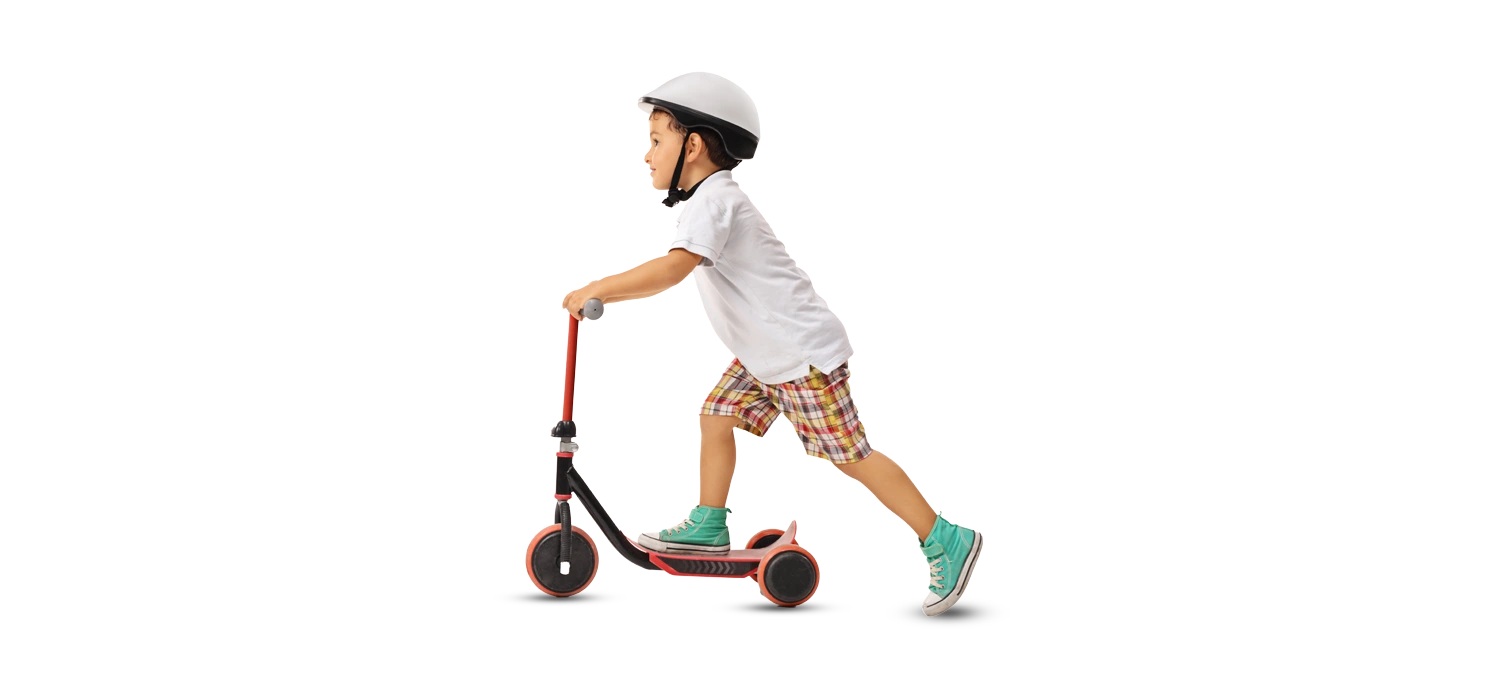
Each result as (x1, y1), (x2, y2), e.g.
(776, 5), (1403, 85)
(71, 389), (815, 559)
(562, 314), (579, 421)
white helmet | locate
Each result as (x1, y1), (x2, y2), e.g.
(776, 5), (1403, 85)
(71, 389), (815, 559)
(639, 72), (761, 207)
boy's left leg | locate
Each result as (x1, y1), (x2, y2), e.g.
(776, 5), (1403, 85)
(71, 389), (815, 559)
(769, 363), (982, 616)
(834, 450), (936, 540)
(838, 451), (984, 616)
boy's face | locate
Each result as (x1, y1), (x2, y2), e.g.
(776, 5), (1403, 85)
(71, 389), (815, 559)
(645, 112), (685, 191)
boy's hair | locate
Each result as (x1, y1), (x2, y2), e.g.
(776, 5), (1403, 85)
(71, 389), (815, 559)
(651, 107), (741, 170)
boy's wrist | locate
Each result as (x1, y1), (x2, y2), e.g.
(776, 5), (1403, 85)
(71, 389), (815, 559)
(590, 279), (620, 303)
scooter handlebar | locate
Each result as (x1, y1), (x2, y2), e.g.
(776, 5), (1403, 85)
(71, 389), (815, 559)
(580, 298), (604, 320)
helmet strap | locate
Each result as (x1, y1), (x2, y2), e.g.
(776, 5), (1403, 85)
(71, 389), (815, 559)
(661, 132), (692, 207)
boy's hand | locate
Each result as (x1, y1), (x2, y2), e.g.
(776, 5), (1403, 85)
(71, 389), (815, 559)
(562, 283), (607, 321)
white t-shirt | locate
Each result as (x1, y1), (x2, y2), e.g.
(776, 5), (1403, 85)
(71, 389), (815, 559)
(668, 170), (854, 385)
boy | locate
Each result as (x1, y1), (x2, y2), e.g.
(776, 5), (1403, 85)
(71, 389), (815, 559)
(561, 73), (982, 615)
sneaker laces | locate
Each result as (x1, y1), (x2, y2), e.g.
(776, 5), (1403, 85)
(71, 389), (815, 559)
(667, 518), (695, 535)
(928, 556), (946, 589)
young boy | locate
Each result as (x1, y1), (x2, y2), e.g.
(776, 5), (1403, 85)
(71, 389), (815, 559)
(561, 72), (982, 615)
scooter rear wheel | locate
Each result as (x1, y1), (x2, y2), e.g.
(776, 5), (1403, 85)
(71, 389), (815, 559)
(757, 545), (819, 607)
(525, 524), (599, 597)
(742, 526), (794, 581)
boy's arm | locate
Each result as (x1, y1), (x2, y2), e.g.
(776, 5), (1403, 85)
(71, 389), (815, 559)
(561, 249), (702, 319)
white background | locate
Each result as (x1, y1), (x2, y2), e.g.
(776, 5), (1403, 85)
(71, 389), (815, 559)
(2, 2), (1501, 698)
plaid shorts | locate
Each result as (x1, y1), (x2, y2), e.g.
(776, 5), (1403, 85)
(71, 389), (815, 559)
(700, 358), (873, 465)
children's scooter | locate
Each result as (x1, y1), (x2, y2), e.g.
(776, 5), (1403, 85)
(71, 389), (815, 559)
(524, 299), (820, 607)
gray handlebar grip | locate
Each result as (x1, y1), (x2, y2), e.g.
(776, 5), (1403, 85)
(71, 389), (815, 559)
(581, 298), (604, 320)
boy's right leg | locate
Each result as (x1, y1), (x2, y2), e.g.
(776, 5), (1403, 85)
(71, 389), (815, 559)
(698, 414), (741, 508)
(635, 416), (742, 554)
(638, 359), (777, 555)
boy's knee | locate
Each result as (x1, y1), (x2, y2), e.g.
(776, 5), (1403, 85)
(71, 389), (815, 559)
(700, 413), (742, 436)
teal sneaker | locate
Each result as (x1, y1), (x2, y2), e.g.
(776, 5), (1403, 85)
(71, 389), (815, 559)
(921, 513), (983, 616)
(638, 505), (731, 554)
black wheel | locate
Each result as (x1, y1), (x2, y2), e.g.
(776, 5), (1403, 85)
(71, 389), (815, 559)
(757, 545), (819, 607)
(525, 524), (599, 597)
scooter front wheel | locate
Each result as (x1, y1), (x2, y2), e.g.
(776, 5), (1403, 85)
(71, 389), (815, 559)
(525, 524), (599, 597)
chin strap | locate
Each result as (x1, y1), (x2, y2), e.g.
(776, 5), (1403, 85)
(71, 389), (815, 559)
(661, 135), (692, 207)
(662, 131), (729, 207)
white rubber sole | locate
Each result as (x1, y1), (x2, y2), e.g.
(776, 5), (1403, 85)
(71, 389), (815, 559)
(923, 531), (984, 616)
(637, 533), (730, 555)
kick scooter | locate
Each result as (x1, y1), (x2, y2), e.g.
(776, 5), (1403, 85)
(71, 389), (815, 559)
(524, 299), (821, 607)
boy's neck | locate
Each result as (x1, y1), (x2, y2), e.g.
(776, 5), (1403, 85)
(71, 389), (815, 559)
(677, 165), (725, 193)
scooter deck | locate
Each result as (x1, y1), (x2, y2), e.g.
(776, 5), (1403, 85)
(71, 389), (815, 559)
(625, 521), (799, 578)
(562, 468), (803, 576)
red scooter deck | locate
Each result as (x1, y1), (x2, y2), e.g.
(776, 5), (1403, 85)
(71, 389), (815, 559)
(625, 521), (799, 578)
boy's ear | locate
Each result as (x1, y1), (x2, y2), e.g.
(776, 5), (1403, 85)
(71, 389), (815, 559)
(685, 132), (703, 162)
